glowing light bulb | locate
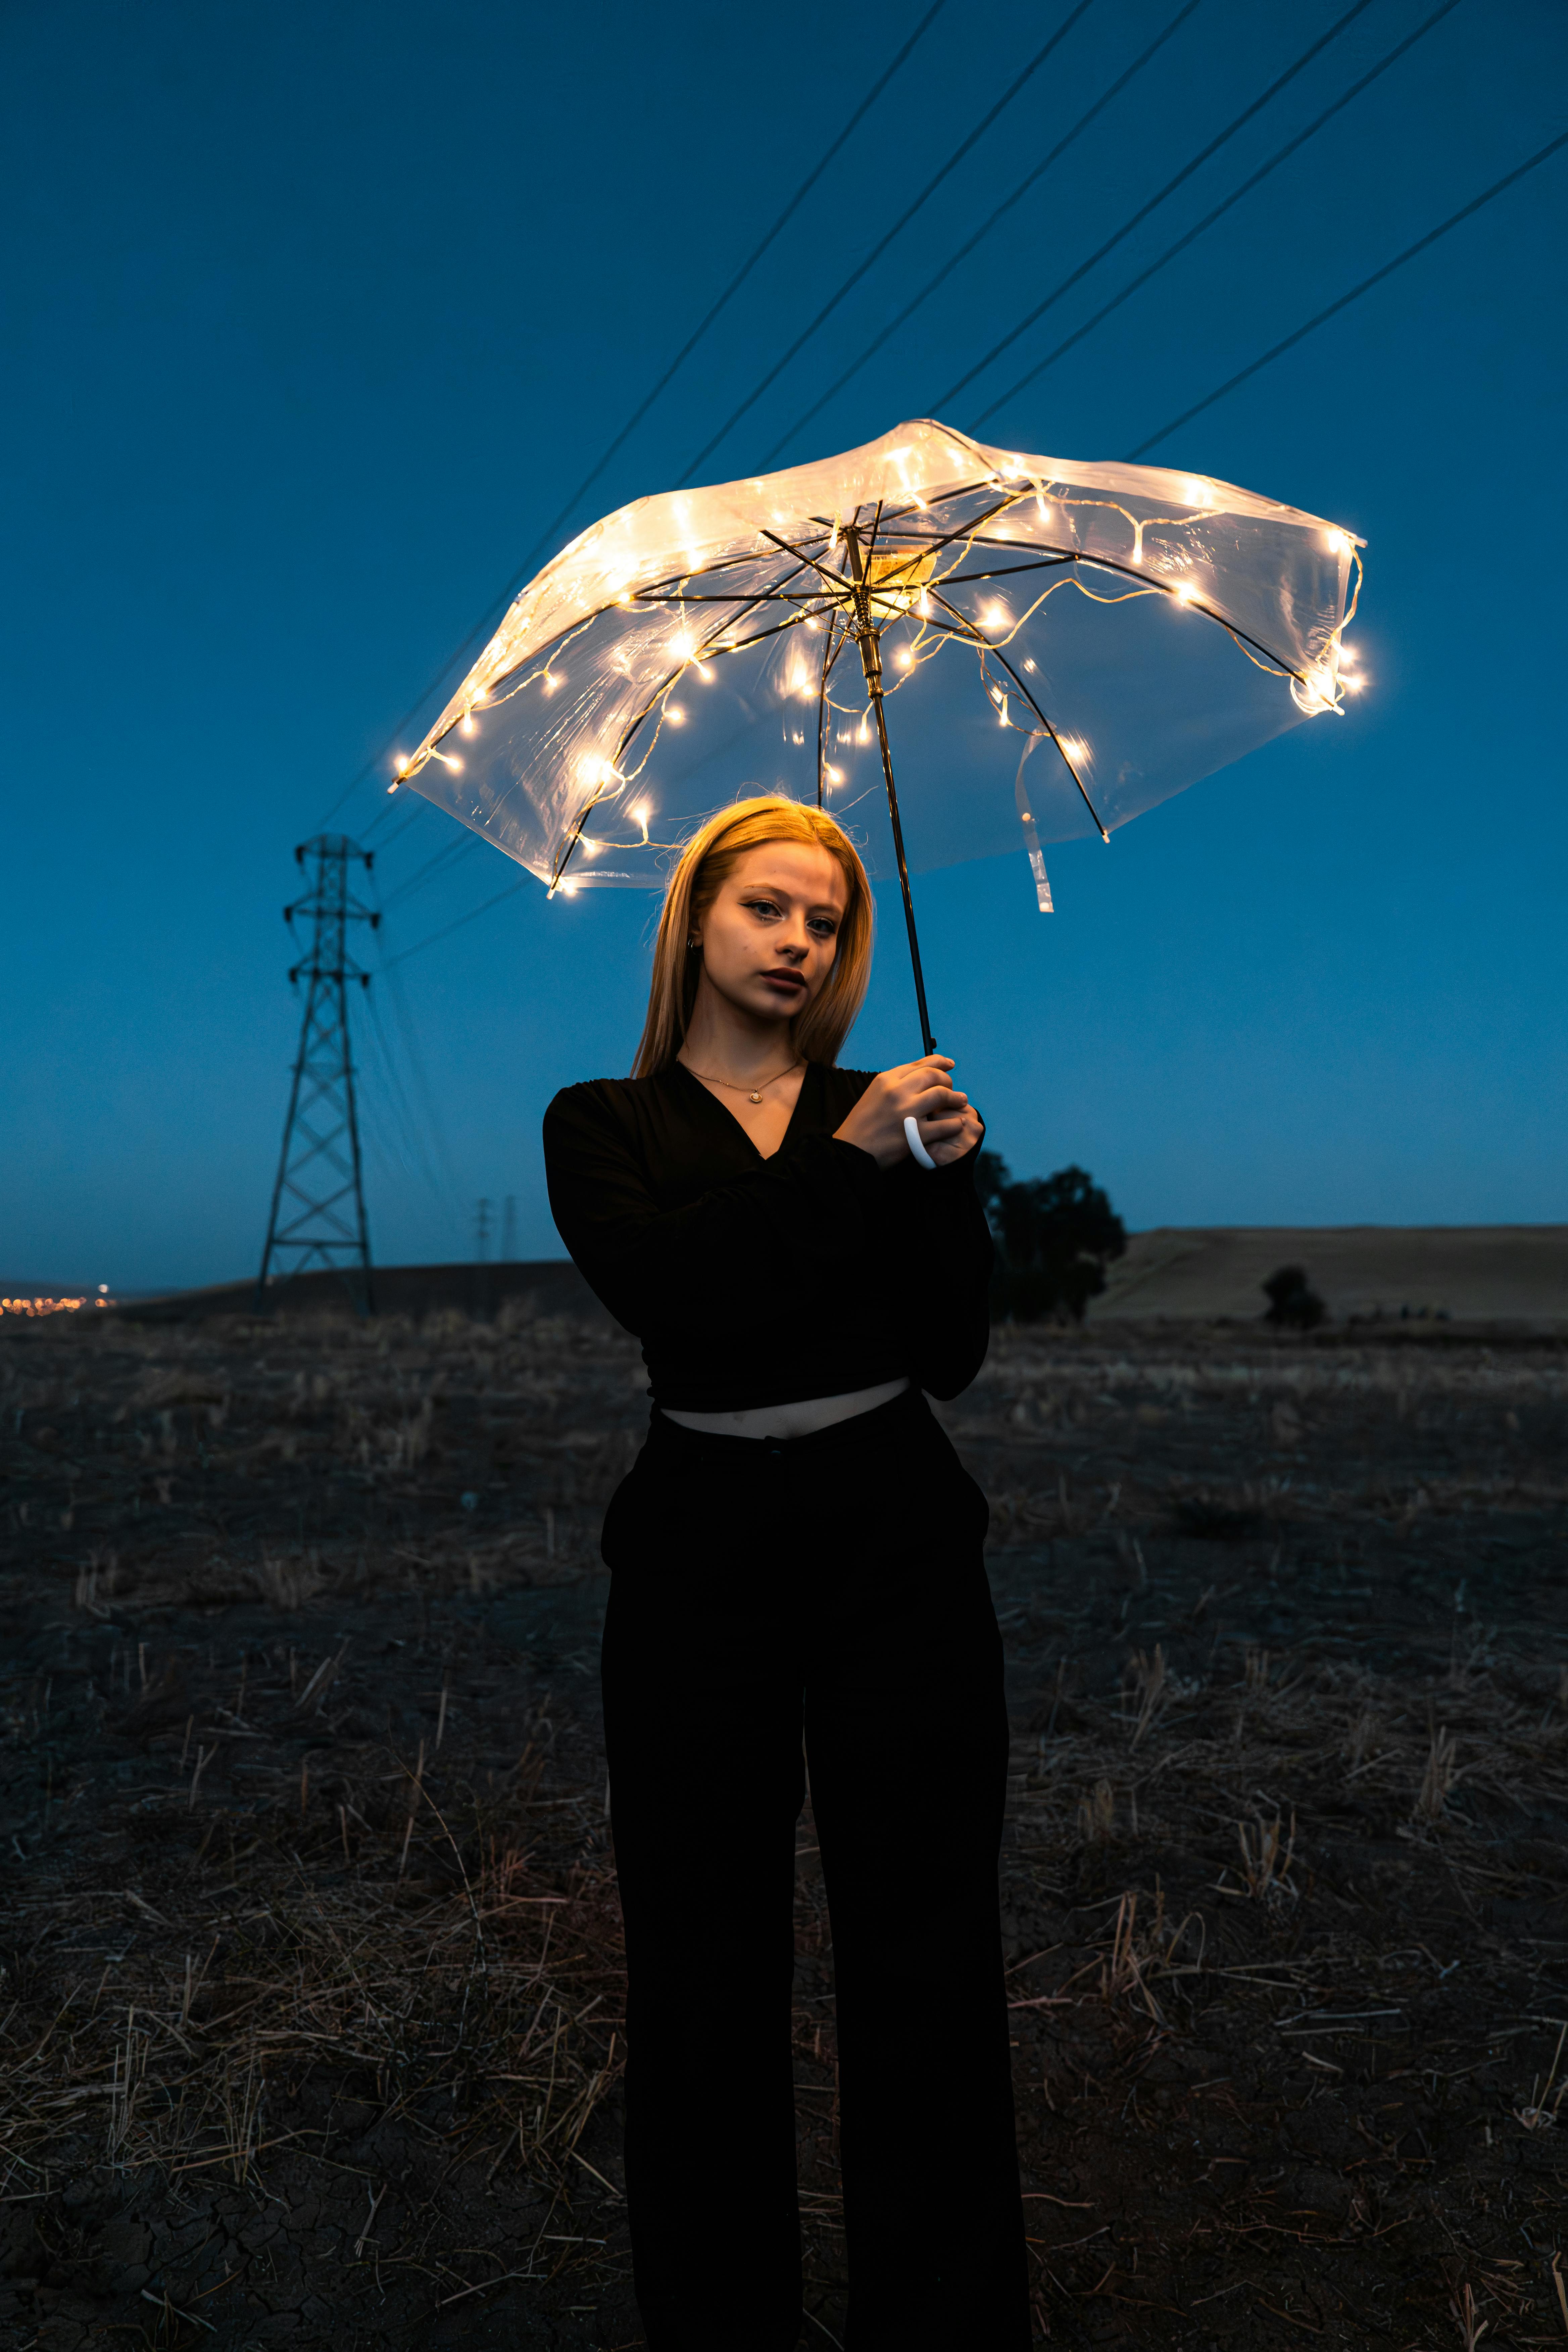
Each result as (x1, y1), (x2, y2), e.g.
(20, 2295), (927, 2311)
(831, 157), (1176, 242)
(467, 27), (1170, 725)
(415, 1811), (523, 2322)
(997, 695), (1009, 727)
(674, 634), (695, 662)
(543, 671), (561, 694)
(1325, 528), (1351, 555)
(1036, 494), (1051, 521)
(806, 616), (821, 631)
(667, 704), (685, 724)
(896, 646), (914, 670)
(917, 591), (931, 617)
(561, 878), (581, 896)
(1173, 580), (1196, 604)
(631, 800), (651, 826)
(460, 714), (478, 735)
(1344, 674), (1366, 692)
(1338, 639), (1359, 665)
(394, 753), (410, 775)
(982, 602), (1009, 631)
(826, 764), (844, 784)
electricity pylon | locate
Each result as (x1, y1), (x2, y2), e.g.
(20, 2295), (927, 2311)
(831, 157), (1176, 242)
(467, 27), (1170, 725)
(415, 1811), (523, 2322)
(256, 836), (379, 1313)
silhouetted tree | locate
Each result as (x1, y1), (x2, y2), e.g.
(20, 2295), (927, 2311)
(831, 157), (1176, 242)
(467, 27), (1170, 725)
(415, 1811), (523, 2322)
(976, 1154), (1127, 1324)
(1262, 1265), (1327, 1330)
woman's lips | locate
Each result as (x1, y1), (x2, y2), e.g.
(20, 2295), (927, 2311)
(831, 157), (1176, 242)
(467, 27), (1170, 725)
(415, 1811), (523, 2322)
(761, 969), (807, 993)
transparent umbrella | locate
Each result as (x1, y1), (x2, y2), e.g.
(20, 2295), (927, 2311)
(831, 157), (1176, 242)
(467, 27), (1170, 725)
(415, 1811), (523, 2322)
(397, 416), (1362, 1051)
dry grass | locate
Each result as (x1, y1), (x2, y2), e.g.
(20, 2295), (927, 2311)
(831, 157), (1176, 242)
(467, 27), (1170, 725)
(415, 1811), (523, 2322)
(0, 1750), (625, 2211)
(4, 1306), (1568, 2346)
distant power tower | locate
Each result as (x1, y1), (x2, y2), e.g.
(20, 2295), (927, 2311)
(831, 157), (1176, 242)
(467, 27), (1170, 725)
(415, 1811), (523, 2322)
(474, 1198), (492, 1263)
(257, 836), (379, 1313)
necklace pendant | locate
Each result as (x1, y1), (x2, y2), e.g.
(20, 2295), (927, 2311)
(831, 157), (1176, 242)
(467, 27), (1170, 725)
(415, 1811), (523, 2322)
(747, 1089), (763, 1104)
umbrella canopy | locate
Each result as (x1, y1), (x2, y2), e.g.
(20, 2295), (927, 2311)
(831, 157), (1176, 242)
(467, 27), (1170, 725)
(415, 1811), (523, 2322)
(397, 416), (1361, 1041)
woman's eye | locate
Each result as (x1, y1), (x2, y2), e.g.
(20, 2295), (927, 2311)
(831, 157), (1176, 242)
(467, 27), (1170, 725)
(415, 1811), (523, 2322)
(744, 898), (781, 919)
(807, 918), (838, 939)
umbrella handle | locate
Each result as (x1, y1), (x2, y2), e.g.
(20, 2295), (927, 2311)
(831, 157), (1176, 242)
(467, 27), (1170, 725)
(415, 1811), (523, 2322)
(903, 1115), (938, 1172)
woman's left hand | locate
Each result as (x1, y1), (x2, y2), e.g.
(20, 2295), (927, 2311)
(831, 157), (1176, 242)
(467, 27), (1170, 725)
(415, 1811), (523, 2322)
(917, 1100), (984, 1168)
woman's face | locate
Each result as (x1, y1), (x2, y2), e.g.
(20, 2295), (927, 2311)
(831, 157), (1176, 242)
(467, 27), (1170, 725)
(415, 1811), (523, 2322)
(691, 842), (849, 1028)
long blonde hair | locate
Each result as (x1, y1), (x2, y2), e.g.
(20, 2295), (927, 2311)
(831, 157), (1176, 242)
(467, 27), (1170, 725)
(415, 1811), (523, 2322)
(631, 796), (873, 1077)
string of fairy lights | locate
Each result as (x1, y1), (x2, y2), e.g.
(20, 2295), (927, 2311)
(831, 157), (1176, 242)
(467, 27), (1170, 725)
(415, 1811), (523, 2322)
(390, 421), (1363, 913)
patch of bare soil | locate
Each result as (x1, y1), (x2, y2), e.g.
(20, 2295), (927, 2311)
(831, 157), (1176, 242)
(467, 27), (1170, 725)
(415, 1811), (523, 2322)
(2, 1308), (1567, 2350)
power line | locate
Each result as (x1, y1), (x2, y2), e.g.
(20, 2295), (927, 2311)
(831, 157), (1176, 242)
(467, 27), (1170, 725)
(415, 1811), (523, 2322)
(379, 875), (530, 971)
(375, 947), (469, 1228)
(975, 0), (1464, 425)
(1127, 127), (1568, 456)
(676, 0), (1100, 488)
(934, 0), (1376, 412)
(359, 130), (1568, 987)
(311, 4), (945, 836)
(495, 0), (946, 576)
(762, 0), (1203, 466)
(379, 829), (483, 910)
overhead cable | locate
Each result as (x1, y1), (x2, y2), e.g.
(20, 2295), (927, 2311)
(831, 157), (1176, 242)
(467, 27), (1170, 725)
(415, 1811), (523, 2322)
(344, 143), (1568, 986)
(497, 0), (949, 585)
(311, 3), (944, 833)
(675, 0), (1100, 488)
(379, 876), (530, 971)
(975, 0), (1464, 425)
(763, 0), (1202, 464)
(1127, 127), (1568, 456)
(379, 829), (484, 909)
(933, 0), (1377, 412)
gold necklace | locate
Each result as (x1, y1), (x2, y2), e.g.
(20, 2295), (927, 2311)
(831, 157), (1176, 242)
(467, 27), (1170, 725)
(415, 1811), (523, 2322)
(683, 1055), (802, 1106)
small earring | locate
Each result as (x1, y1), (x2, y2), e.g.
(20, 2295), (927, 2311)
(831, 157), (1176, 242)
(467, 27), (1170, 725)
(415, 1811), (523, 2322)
(687, 937), (699, 950)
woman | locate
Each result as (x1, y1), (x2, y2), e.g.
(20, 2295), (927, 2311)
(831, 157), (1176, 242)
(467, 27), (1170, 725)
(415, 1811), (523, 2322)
(543, 796), (1028, 2351)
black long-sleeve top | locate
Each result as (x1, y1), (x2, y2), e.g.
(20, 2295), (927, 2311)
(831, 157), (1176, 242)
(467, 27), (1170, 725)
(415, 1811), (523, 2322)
(542, 1060), (993, 1413)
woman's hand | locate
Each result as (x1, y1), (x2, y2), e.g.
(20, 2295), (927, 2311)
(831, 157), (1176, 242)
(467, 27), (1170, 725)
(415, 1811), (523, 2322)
(833, 1055), (982, 1171)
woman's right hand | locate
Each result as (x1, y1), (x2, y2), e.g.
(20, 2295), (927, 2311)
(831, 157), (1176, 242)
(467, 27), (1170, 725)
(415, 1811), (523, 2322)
(833, 1056), (971, 1170)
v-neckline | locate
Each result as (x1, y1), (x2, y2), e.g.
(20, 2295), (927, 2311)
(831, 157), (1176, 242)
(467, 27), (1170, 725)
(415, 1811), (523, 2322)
(673, 1057), (815, 1164)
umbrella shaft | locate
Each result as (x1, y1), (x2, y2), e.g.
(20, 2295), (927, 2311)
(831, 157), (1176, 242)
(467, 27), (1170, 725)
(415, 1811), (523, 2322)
(852, 602), (936, 1060)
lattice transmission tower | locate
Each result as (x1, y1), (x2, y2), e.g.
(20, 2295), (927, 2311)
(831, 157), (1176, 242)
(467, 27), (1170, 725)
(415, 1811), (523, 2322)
(256, 836), (379, 1313)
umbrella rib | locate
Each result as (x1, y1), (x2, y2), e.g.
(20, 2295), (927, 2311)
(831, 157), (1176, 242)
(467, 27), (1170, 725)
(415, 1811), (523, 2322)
(924, 595), (1111, 841)
(938, 554), (1080, 583)
(538, 453), (1318, 897)
(551, 570), (832, 888)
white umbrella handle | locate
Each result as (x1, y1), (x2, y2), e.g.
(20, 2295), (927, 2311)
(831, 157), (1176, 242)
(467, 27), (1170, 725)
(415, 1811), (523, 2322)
(903, 1114), (938, 1171)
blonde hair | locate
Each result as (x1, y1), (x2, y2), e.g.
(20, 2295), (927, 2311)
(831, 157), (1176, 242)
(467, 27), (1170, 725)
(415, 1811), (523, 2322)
(632, 796), (873, 1077)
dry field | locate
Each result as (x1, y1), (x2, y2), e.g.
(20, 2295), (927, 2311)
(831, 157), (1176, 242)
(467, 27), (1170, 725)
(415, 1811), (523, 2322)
(2, 1303), (1567, 2351)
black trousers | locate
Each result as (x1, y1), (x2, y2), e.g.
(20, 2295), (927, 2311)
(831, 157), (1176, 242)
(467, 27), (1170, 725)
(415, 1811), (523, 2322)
(599, 1386), (1029, 2351)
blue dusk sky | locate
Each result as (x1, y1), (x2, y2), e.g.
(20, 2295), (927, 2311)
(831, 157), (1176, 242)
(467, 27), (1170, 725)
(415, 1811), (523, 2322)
(3, 0), (1565, 1289)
